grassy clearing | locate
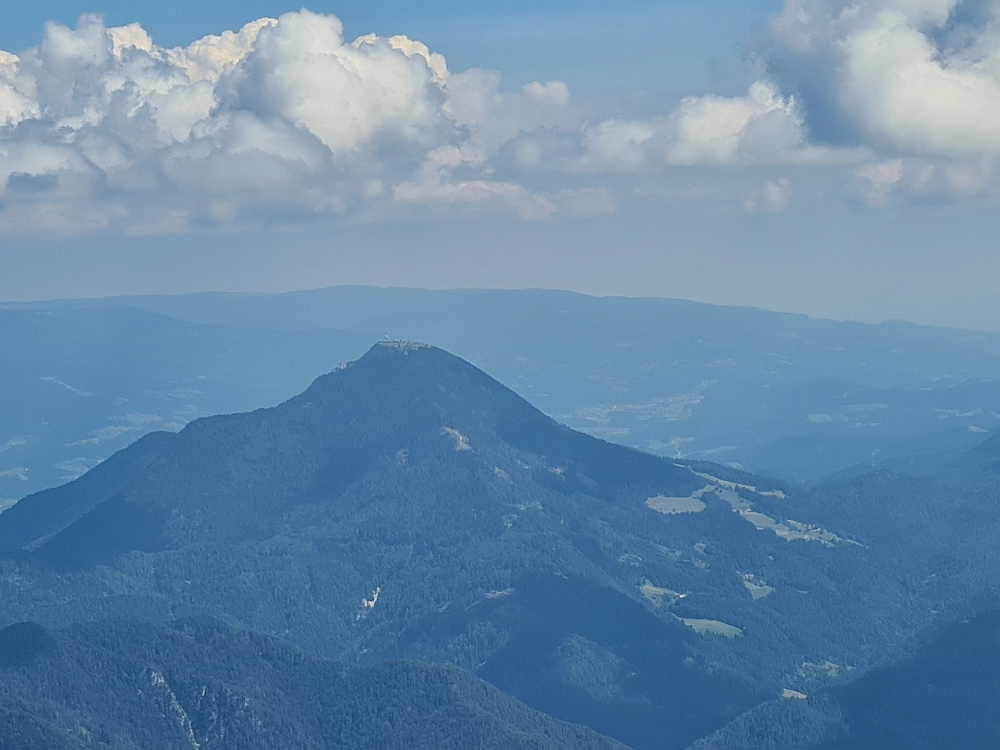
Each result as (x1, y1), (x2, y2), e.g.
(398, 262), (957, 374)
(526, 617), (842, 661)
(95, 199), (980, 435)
(646, 486), (710, 515)
(680, 618), (743, 638)
(744, 580), (774, 600)
(640, 581), (686, 607)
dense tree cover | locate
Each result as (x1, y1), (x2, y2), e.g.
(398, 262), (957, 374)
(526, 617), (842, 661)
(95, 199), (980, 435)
(0, 617), (626, 750)
(688, 698), (842, 750)
(825, 609), (1000, 749)
(0, 711), (90, 750)
(3, 342), (1000, 749)
(690, 609), (1000, 749)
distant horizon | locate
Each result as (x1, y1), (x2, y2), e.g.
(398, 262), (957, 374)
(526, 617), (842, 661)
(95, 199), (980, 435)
(8, 282), (997, 335)
(2, 2), (999, 331)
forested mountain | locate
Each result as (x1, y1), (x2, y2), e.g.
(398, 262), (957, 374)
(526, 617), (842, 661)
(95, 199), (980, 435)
(690, 609), (1000, 749)
(0, 616), (625, 750)
(6, 287), (1000, 507)
(6, 341), (997, 748)
(1, 342), (784, 749)
(84, 286), (1000, 477)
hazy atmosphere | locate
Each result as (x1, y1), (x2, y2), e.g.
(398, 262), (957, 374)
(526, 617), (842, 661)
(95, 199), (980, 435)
(2, 4), (1000, 750)
(3, 0), (999, 328)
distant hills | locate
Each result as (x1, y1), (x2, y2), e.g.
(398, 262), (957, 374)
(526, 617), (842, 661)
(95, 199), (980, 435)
(0, 303), (370, 497)
(0, 616), (625, 750)
(5, 286), (1000, 504)
(7, 341), (1000, 748)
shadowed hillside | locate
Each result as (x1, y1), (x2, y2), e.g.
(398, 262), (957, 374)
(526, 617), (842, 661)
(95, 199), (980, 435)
(0, 617), (626, 750)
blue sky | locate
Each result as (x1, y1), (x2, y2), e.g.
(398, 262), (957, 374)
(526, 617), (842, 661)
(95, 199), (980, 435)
(1, 0), (999, 330)
(4, 1), (777, 95)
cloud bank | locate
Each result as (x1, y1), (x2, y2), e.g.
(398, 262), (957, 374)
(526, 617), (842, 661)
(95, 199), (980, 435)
(3, 2), (1000, 233)
(761, 0), (1000, 199)
(0, 10), (590, 232)
(569, 0), (1000, 196)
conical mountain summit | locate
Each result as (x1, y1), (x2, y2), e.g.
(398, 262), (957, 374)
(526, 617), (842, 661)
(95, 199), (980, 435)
(0, 341), (842, 750)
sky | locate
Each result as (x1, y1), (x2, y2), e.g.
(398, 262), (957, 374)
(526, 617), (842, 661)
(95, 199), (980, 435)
(1, 0), (999, 330)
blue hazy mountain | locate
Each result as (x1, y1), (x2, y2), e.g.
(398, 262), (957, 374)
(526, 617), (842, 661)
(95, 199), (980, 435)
(5, 341), (997, 749)
(0, 303), (372, 500)
(4, 287), (1000, 507)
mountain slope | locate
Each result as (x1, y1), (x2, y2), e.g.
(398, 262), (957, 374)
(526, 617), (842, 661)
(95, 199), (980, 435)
(0, 431), (175, 551)
(0, 303), (370, 499)
(0, 342), (930, 749)
(0, 617), (626, 750)
(690, 609), (1000, 750)
(826, 609), (1000, 749)
(114, 285), (1000, 478)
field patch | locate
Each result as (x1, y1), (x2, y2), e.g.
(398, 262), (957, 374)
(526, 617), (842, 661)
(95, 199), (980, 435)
(640, 581), (686, 607)
(744, 580), (774, 600)
(680, 618), (743, 638)
(646, 486), (710, 514)
(690, 469), (853, 546)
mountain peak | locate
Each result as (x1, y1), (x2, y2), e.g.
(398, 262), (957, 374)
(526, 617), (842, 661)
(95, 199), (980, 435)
(340, 339), (472, 376)
(19, 341), (696, 562)
(371, 339), (431, 353)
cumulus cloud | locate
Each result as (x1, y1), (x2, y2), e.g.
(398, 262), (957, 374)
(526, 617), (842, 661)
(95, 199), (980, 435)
(7, 1), (1000, 230)
(745, 178), (793, 212)
(854, 155), (994, 203)
(583, 0), (1000, 201)
(569, 0), (1000, 200)
(575, 81), (865, 174)
(766, 0), (1000, 160)
(856, 159), (905, 205)
(0, 10), (586, 232)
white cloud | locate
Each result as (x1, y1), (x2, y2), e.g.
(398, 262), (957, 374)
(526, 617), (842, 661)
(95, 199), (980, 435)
(567, 0), (1000, 202)
(54, 457), (99, 480)
(0, 438), (27, 454)
(0, 11), (587, 233)
(745, 178), (793, 212)
(8, 1), (1000, 229)
(393, 153), (615, 218)
(393, 175), (558, 219)
(0, 467), (29, 481)
(227, 12), (443, 154)
(666, 82), (805, 165)
(768, 0), (1000, 159)
(578, 119), (658, 173)
(577, 82), (863, 172)
(854, 156), (994, 203)
(68, 413), (162, 446)
(523, 80), (570, 106)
